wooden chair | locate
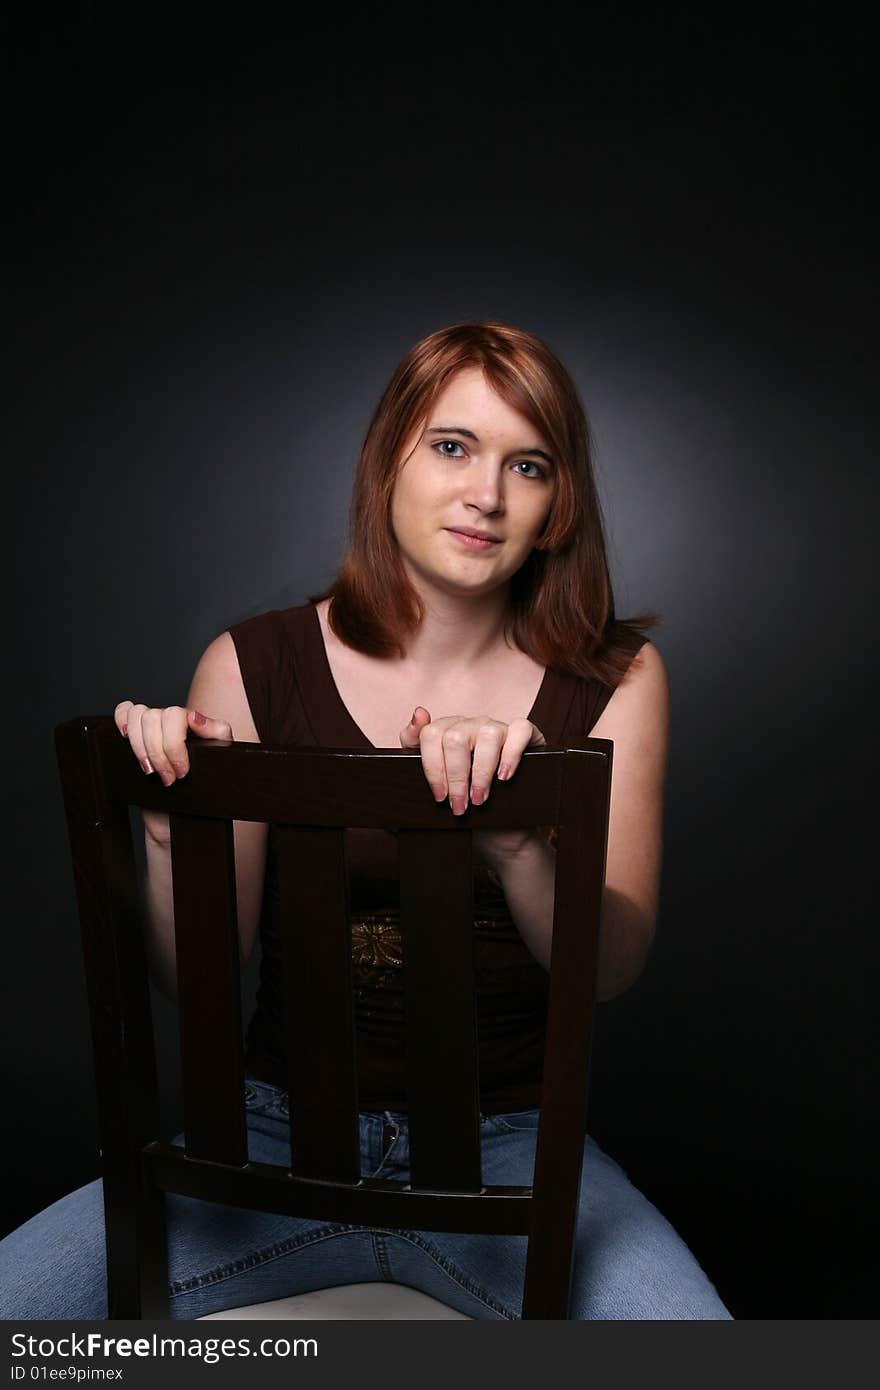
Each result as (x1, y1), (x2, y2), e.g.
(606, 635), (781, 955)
(54, 716), (614, 1320)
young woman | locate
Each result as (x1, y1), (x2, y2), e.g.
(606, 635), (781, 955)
(0, 321), (732, 1319)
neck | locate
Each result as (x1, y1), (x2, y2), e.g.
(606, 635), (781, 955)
(401, 584), (514, 678)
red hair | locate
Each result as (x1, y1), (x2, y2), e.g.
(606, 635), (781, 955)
(308, 320), (661, 688)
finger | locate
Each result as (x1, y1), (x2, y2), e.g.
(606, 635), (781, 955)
(114, 700), (133, 738)
(161, 706), (192, 781)
(398, 706), (430, 749)
(124, 703), (154, 775)
(187, 709), (234, 741)
(469, 722), (507, 805)
(441, 722), (474, 815)
(141, 708), (180, 786)
(497, 718), (541, 781)
(417, 719), (449, 802)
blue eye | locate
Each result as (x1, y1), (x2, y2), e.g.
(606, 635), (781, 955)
(513, 460), (547, 480)
(432, 441), (548, 480)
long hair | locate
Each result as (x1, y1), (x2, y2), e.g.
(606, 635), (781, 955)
(308, 320), (661, 688)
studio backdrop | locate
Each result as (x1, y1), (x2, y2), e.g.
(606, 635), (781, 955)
(3, 16), (875, 1319)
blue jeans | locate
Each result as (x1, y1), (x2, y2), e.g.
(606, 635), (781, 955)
(0, 1077), (732, 1320)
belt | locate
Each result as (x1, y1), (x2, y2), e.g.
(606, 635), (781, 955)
(351, 914), (403, 969)
(350, 913), (507, 972)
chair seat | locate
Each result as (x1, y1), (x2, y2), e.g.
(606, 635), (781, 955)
(197, 1281), (474, 1320)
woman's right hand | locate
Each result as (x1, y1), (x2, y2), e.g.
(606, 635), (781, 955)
(114, 702), (234, 843)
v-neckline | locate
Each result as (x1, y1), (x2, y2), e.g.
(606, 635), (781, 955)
(304, 600), (558, 750)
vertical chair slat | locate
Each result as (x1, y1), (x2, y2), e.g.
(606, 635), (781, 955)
(274, 825), (360, 1182)
(54, 719), (169, 1318)
(399, 828), (481, 1192)
(521, 747), (611, 1319)
(169, 813), (247, 1166)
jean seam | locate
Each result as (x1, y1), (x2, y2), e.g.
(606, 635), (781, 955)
(377, 1227), (517, 1319)
(170, 1222), (516, 1317)
(488, 1111), (541, 1134)
(369, 1134), (399, 1180)
(371, 1232), (394, 1281)
(169, 1223), (369, 1295)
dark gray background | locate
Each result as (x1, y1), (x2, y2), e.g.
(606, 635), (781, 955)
(4, 15), (876, 1318)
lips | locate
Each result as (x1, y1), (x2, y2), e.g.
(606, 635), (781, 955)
(445, 528), (501, 550)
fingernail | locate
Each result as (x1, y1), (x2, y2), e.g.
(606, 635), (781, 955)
(192, 711), (207, 726)
(120, 724), (128, 738)
(159, 771), (175, 787)
(498, 764), (511, 781)
(471, 786), (484, 805)
(431, 783), (446, 802)
(450, 794), (467, 815)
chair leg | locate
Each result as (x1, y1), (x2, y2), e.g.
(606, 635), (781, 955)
(105, 1176), (169, 1319)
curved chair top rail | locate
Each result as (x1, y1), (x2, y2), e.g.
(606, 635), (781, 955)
(60, 714), (612, 828)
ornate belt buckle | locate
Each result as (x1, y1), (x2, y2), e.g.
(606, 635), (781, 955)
(350, 914), (404, 969)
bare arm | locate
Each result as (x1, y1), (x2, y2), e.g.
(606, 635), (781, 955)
(137, 632), (270, 1003)
(485, 641), (670, 999)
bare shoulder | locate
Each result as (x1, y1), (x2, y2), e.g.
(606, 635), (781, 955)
(314, 597), (336, 648)
(590, 639), (670, 743)
(185, 630), (261, 743)
(195, 630), (247, 685)
(627, 639), (669, 700)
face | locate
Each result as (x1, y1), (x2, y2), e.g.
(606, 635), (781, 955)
(389, 367), (557, 600)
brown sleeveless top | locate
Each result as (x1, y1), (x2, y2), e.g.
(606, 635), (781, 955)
(228, 600), (647, 1113)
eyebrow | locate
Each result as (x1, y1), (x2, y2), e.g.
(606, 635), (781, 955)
(426, 426), (555, 468)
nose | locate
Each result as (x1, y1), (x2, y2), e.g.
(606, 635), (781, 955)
(461, 456), (505, 513)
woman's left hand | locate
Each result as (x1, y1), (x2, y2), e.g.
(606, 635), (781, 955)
(398, 707), (546, 860)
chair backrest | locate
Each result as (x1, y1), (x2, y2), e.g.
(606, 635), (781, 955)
(54, 716), (614, 1319)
